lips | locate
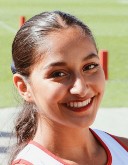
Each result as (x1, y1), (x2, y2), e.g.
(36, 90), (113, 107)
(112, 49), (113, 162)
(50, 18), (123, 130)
(65, 97), (94, 112)
(67, 98), (91, 108)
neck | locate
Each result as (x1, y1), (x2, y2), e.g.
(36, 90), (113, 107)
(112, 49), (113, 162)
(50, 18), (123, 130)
(33, 117), (99, 161)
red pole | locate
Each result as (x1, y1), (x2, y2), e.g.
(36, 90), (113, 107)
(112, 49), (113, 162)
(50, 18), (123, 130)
(99, 50), (108, 80)
(19, 16), (26, 27)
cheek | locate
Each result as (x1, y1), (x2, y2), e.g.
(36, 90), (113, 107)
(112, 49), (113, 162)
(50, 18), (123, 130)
(42, 82), (67, 102)
(97, 71), (106, 94)
(90, 70), (105, 93)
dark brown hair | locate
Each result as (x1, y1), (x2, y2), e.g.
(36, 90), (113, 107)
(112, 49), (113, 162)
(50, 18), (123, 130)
(9, 10), (97, 164)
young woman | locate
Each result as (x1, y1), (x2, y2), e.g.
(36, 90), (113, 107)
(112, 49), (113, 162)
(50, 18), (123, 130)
(10, 11), (128, 165)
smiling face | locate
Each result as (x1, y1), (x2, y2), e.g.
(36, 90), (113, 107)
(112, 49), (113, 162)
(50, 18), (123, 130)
(27, 27), (105, 129)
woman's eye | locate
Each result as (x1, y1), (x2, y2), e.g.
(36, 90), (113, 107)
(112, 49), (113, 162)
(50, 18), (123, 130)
(50, 71), (66, 78)
(83, 63), (99, 71)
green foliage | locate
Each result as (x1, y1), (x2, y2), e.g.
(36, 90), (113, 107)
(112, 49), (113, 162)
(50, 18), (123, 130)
(0, 0), (128, 107)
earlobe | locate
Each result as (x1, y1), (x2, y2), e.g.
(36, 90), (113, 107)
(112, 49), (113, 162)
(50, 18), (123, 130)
(13, 74), (32, 102)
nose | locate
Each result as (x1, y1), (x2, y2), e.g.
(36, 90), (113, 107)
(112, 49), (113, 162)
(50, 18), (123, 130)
(69, 77), (88, 97)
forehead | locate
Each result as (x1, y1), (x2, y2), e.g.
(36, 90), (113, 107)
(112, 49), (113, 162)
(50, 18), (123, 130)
(46, 27), (90, 51)
(41, 27), (96, 56)
(35, 27), (97, 68)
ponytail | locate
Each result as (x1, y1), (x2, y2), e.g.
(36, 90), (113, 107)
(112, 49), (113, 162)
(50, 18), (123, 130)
(8, 101), (38, 164)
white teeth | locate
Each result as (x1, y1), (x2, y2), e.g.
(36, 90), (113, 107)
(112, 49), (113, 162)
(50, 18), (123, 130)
(78, 102), (82, 107)
(70, 102), (74, 107)
(74, 102), (78, 108)
(68, 98), (91, 108)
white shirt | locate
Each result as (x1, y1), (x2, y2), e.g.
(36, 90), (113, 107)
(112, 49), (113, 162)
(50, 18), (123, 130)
(12, 129), (128, 165)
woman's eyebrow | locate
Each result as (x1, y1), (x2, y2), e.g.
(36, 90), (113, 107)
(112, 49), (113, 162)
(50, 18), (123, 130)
(43, 61), (66, 69)
(83, 53), (99, 61)
(43, 53), (98, 70)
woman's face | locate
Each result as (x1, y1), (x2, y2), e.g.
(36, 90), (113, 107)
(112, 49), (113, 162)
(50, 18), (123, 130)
(28, 27), (105, 129)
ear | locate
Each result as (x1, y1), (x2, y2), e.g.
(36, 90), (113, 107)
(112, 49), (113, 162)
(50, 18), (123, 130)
(13, 74), (33, 102)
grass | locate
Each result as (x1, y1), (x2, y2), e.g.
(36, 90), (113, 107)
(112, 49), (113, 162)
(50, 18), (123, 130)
(0, 0), (128, 107)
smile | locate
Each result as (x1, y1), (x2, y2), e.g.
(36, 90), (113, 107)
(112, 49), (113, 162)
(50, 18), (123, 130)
(67, 98), (92, 108)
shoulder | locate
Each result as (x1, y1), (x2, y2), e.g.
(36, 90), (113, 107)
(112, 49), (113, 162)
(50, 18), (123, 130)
(15, 164), (26, 165)
(113, 135), (128, 151)
(116, 136), (128, 147)
(93, 129), (128, 151)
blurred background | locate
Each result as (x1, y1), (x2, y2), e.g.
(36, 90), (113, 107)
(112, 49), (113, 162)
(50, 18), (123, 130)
(0, 0), (128, 164)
